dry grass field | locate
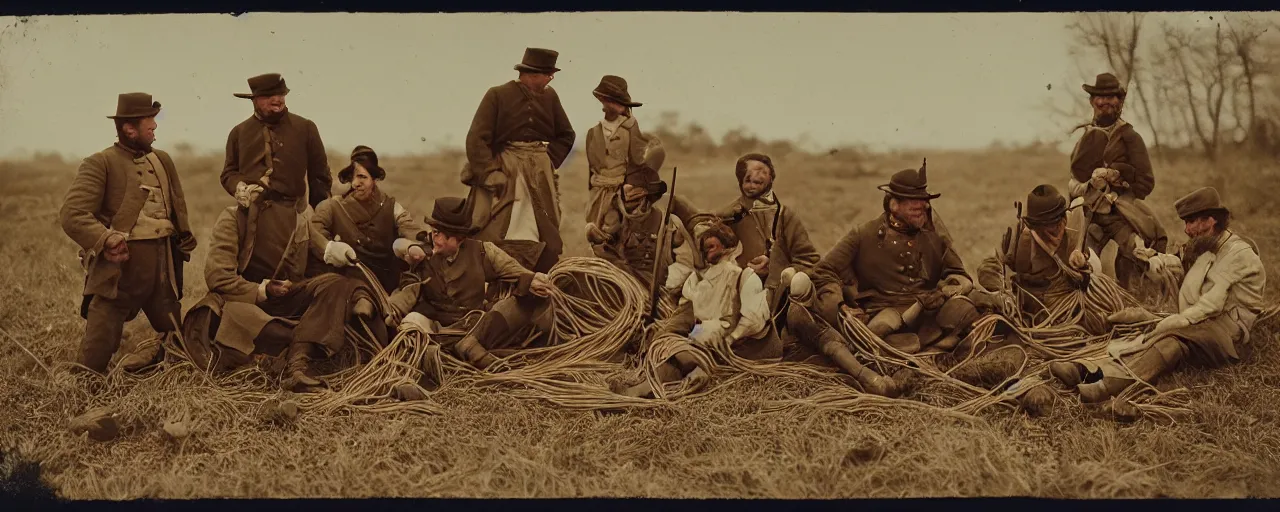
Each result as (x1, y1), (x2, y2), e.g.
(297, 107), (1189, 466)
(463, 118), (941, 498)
(3, 138), (1280, 499)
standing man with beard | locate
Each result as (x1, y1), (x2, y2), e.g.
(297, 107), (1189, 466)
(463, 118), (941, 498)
(1049, 187), (1265, 417)
(805, 162), (980, 356)
(1066, 73), (1168, 291)
(712, 153), (822, 322)
(462, 48), (576, 273)
(220, 73), (333, 283)
(60, 93), (197, 374)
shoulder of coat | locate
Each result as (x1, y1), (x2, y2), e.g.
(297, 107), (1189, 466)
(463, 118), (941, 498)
(620, 116), (638, 129)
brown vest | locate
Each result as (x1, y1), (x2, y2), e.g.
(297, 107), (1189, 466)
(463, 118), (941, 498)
(418, 240), (489, 326)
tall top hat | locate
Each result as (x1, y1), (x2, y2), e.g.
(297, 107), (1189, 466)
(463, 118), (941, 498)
(514, 48), (561, 74)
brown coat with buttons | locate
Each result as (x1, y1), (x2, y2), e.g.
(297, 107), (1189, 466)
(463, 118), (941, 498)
(462, 81), (576, 186)
(59, 143), (196, 315)
(811, 212), (968, 323)
(220, 111), (333, 209)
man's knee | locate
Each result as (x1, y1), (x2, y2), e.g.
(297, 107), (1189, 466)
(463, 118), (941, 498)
(937, 296), (980, 332)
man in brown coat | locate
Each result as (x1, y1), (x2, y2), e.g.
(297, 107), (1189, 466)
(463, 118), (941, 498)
(180, 200), (376, 392)
(973, 184), (1107, 333)
(1049, 187), (1266, 418)
(712, 153), (822, 320)
(385, 197), (556, 370)
(462, 48), (576, 273)
(806, 162), (980, 355)
(220, 73), (333, 282)
(1066, 73), (1168, 291)
(59, 93), (197, 374)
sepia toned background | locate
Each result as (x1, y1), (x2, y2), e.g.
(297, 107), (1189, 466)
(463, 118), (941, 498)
(3, 11), (1280, 500)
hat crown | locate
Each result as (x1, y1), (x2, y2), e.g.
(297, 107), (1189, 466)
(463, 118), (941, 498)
(1175, 187), (1228, 219)
(236, 73), (290, 99)
(1024, 184), (1067, 223)
(350, 145), (377, 163)
(518, 48), (560, 72)
(427, 196), (476, 233)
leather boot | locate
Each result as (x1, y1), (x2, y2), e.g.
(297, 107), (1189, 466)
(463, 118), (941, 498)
(866, 309), (905, 338)
(351, 297), (375, 321)
(1077, 376), (1132, 403)
(884, 333), (921, 354)
(823, 340), (899, 398)
(118, 333), (166, 372)
(454, 336), (498, 370)
(1049, 362), (1084, 387)
(1017, 384), (1055, 417)
(283, 343), (325, 392)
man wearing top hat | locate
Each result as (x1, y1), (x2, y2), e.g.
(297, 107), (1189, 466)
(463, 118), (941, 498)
(384, 197), (556, 370)
(973, 184), (1110, 334)
(803, 161), (980, 356)
(312, 145), (430, 295)
(583, 75), (663, 242)
(1048, 187), (1265, 414)
(220, 73), (334, 283)
(59, 93), (197, 374)
(1066, 72), (1168, 292)
(462, 48), (576, 273)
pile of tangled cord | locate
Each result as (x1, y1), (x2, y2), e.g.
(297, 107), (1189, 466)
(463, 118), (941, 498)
(120, 255), (1280, 425)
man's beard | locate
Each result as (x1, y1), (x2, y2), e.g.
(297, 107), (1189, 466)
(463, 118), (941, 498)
(1181, 233), (1221, 273)
(121, 135), (152, 153)
(1094, 106), (1123, 127)
(892, 210), (927, 230)
(256, 106), (288, 123)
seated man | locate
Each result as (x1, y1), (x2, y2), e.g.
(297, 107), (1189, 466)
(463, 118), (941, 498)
(180, 204), (377, 392)
(312, 145), (429, 294)
(973, 184), (1106, 333)
(384, 197), (555, 370)
(587, 165), (700, 297)
(614, 220), (777, 398)
(809, 163), (981, 355)
(1049, 187), (1266, 409)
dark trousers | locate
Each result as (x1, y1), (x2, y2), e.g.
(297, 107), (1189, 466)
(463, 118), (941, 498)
(80, 240), (179, 373)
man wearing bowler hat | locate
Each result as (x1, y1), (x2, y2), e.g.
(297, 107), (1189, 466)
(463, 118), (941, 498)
(803, 160), (980, 357)
(1065, 72), (1168, 292)
(461, 48), (576, 273)
(1049, 187), (1266, 418)
(59, 93), (197, 374)
(220, 73), (333, 283)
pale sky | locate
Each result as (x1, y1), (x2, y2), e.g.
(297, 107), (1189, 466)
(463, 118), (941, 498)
(0, 12), (1265, 159)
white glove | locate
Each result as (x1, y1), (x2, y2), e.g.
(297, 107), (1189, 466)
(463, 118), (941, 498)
(1091, 168), (1119, 180)
(1146, 253), (1180, 276)
(398, 312), (435, 333)
(235, 181), (264, 208)
(324, 240), (358, 267)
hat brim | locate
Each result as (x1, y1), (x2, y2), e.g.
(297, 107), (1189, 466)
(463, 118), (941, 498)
(515, 64), (560, 74)
(425, 219), (479, 235)
(107, 103), (162, 119)
(593, 90), (642, 107)
(878, 184), (940, 200)
(234, 86), (291, 99)
(1082, 84), (1126, 96)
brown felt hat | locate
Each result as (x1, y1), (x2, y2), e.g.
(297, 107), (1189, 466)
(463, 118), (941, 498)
(514, 48), (561, 74)
(1023, 184), (1068, 226)
(337, 145), (387, 184)
(1175, 187), (1230, 220)
(234, 73), (291, 99)
(878, 159), (940, 200)
(593, 75), (642, 107)
(623, 166), (667, 201)
(425, 197), (479, 235)
(106, 92), (161, 119)
(1082, 72), (1127, 97)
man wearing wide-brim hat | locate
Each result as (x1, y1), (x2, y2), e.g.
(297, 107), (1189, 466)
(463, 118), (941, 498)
(384, 197), (556, 370)
(806, 160), (980, 358)
(219, 73), (334, 287)
(59, 92), (197, 374)
(1048, 187), (1266, 417)
(1065, 72), (1168, 292)
(973, 184), (1113, 334)
(584, 75), (661, 237)
(460, 48), (576, 274)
